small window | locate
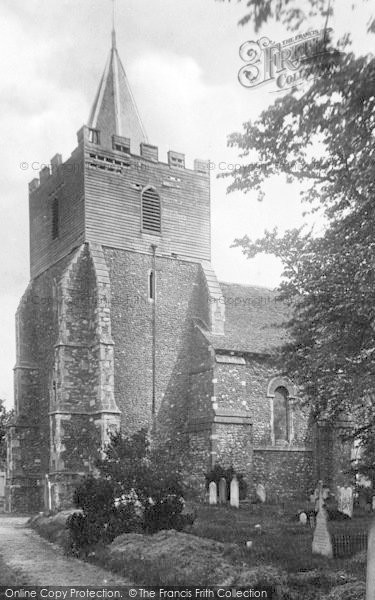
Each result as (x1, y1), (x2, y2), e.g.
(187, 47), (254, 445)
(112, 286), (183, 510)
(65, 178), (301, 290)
(149, 270), (155, 301)
(273, 386), (289, 442)
(52, 198), (59, 239)
(141, 188), (161, 234)
(88, 128), (100, 144)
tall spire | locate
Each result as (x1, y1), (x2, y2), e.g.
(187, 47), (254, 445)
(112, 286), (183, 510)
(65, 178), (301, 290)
(88, 2), (148, 152)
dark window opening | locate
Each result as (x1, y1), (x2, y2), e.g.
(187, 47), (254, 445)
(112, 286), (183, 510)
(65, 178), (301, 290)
(273, 386), (289, 442)
(142, 188), (161, 234)
(52, 198), (59, 240)
(149, 270), (155, 300)
(114, 143), (130, 153)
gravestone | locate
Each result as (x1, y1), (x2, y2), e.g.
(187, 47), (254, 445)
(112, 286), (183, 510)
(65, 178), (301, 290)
(219, 478), (227, 504)
(322, 487), (330, 500)
(230, 476), (239, 508)
(312, 481), (333, 558)
(359, 489), (368, 510)
(337, 486), (345, 514)
(299, 511), (308, 525)
(209, 481), (217, 505)
(313, 486), (320, 511)
(256, 483), (266, 503)
(366, 518), (375, 600)
(372, 496), (375, 512)
(341, 486), (353, 518)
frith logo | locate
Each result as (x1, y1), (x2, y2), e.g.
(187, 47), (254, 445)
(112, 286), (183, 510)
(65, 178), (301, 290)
(238, 28), (332, 92)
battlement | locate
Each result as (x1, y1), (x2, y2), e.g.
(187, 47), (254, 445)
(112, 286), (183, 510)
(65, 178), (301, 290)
(76, 125), (210, 176)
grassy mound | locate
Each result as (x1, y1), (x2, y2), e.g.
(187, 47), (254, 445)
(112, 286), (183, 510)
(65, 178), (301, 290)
(29, 510), (79, 549)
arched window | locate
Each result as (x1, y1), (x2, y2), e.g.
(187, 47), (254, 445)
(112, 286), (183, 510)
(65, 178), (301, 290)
(273, 386), (289, 442)
(267, 376), (296, 445)
(141, 187), (161, 234)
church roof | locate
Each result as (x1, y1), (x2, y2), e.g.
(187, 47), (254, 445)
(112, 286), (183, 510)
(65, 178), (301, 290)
(205, 282), (291, 355)
(88, 30), (147, 152)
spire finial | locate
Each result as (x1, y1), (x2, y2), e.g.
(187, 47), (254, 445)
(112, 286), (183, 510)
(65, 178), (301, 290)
(111, 0), (117, 49)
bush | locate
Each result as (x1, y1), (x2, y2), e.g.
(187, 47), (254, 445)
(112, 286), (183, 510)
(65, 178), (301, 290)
(143, 494), (185, 533)
(205, 464), (248, 500)
(67, 430), (189, 553)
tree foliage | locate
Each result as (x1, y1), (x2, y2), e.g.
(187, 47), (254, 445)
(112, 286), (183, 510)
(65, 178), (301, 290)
(0, 401), (13, 465)
(67, 429), (190, 553)
(223, 37), (375, 459)
(216, 0), (375, 33)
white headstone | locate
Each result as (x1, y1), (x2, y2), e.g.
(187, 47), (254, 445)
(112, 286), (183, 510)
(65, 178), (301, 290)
(337, 486), (345, 514)
(312, 481), (333, 558)
(256, 483), (266, 503)
(299, 511), (308, 525)
(219, 477), (227, 504)
(209, 481), (217, 505)
(341, 486), (353, 518)
(366, 518), (375, 600)
(230, 476), (239, 508)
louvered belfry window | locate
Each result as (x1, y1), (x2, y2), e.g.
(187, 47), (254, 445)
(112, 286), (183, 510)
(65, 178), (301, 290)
(141, 188), (161, 234)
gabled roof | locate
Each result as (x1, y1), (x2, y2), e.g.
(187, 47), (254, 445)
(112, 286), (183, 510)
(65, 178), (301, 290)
(88, 31), (148, 152)
(202, 282), (291, 355)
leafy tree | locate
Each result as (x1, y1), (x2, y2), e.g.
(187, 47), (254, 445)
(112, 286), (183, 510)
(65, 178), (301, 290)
(217, 0), (375, 466)
(97, 428), (184, 503)
(0, 401), (13, 466)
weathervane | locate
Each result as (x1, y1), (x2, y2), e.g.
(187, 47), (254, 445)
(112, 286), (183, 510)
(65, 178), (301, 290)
(111, 0), (117, 49)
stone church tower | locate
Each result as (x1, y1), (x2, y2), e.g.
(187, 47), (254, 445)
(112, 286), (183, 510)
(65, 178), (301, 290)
(7, 28), (225, 511)
(7, 27), (350, 512)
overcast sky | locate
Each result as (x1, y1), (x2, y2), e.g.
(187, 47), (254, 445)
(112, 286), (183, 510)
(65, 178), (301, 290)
(0, 0), (373, 407)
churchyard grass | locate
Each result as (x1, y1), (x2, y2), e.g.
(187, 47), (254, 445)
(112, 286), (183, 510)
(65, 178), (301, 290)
(190, 502), (369, 577)
(30, 502), (370, 595)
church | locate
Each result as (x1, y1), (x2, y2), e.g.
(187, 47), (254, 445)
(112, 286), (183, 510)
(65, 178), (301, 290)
(6, 26), (349, 512)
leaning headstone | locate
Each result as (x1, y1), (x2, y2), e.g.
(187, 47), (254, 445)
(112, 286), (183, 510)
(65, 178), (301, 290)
(366, 518), (375, 600)
(341, 486), (353, 518)
(219, 478), (227, 504)
(256, 483), (266, 503)
(299, 511), (308, 525)
(209, 481), (217, 505)
(312, 481), (333, 558)
(230, 476), (239, 508)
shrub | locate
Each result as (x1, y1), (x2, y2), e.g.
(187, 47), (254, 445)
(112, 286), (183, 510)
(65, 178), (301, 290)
(67, 430), (190, 553)
(143, 494), (185, 533)
(205, 464), (248, 500)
